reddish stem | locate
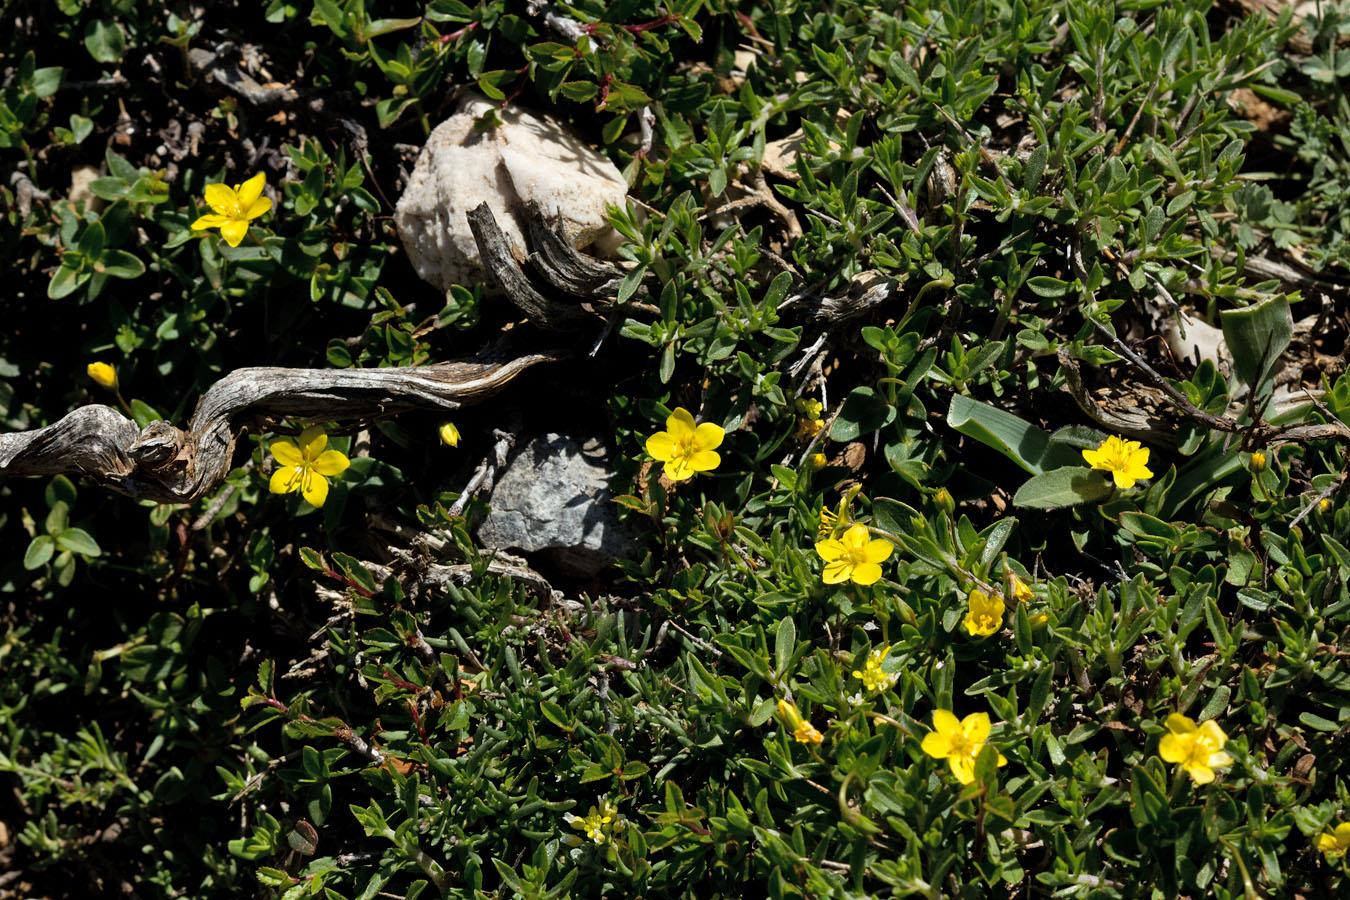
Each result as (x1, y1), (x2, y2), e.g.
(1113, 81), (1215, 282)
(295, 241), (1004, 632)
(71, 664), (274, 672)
(438, 21), (478, 44)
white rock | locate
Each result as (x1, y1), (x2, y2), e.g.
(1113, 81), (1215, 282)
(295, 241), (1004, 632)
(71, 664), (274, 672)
(395, 93), (629, 294)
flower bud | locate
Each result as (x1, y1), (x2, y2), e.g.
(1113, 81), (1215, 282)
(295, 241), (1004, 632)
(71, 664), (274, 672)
(934, 487), (954, 516)
(1249, 450), (1266, 472)
(438, 422), (460, 447)
(86, 361), (117, 390)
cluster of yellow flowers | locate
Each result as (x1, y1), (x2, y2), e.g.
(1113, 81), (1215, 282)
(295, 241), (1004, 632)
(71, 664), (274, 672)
(851, 644), (899, 694)
(794, 397), (824, 440)
(564, 798), (624, 845)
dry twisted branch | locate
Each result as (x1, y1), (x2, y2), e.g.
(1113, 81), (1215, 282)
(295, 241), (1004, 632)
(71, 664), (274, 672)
(0, 353), (561, 503)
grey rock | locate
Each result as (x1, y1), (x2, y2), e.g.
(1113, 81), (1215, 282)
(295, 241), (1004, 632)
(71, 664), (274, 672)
(478, 434), (636, 577)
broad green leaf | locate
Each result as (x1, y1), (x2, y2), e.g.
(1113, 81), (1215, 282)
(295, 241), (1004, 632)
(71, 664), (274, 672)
(1012, 466), (1114, 509)
(1220, 295), (1291, 398)
(947, 395), (1080, 475)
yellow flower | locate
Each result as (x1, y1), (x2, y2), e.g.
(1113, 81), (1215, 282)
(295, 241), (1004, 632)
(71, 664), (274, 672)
(793, 720), (824, 744)
(815, 522), (892, 585)
(1009, 574), (1033, 602)
(776, 698), (823, 744)
(567, 799), (621, 845)
(86, 361), (117, 390)
(1317, 822), (1350, 860)
(920, 710), (1007, 785)
(439, 422), (460, 447)
(808, 452), (827, 469)
(962, 589), (1005, 637)
(191, 172), (272, 247)
(1157, 713), (1232, 785)
(268, 425), (351, 508)
(795, 416), (824, 440)
(1029, 612), (1049, 628)
(645, 407), (724, 481)
(1249, 450), (1267, 471)
(852, 644), (899, 694)
(1081, 434), (1153, 489)
(1321, 498), (1334, 514)
(796, 397), (823, 419)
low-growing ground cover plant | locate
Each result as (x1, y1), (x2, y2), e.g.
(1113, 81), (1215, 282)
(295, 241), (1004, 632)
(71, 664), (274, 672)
(3, 0), (1350, 898)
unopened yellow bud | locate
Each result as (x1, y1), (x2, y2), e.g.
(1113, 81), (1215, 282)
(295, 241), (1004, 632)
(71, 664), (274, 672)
(1320, 498), (1334, 514)
(776, 698), (804, 730)
(1250, 451), (1266, 472)
(934, 487), (954, 515)
(808, 452), (827, 469)
(439, 422), (460, 447)
(86, 361), (117, 390)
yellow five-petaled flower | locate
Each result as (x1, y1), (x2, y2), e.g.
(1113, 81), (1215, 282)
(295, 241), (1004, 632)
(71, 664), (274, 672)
(1082, 434), (1153, 489)
(645, 407), (724, 481)
(1318, 822), (1350, 860)
(191, 172), (272, 247)
(1157, 713), (1232, 785)
(268, 425), (351, 508)
(921, 709), (1007, 785)
(963, 589), (1005, 637)
(815, 522), (892, 585)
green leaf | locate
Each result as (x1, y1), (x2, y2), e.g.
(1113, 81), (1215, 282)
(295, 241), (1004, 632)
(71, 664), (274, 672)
(1220, 295), (1291, 398)
(99, 250), (145, 280)
(56, 527), (101, 557)
(829, 386), (895, 441)
(1012, 466), (1115, 509)
(47, 264), (86, 300)
(947, 395), (1080, 475)
(23, 535), (54, 569)
(774, 616), (796, 676)
(129, 399), (162, 430)
(83, 18), (126, 63)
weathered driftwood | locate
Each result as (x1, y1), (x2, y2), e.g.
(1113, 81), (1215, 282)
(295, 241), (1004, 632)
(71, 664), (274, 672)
(0, 354), (561, 503)
(467, 201), (596, 331)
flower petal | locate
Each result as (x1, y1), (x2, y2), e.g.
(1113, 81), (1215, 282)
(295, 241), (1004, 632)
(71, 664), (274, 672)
(313, 449), (350, 477)
(1158, 734), (1189, 763)
(663, 458), (693, 480)
(814, 539), (844, 561)
(203, 182), (238, 215)
(298, 426), (328, 457)
(1112, 468), (1137, 489)
(962, 712), (992, 743)
(1207, 750), (1233, 768)
(822, 560), (852, 584)
(1186, 764), (1215, 785)
(270, 440), (303, 467)
(932, 709), (961, 737)
(688, 449), (720, 472)
(1164, 713), (1196, 735)
(850, 562), (882, 585)
(301, 472), (330, 508)
(865, 539), (893, 563)
(693, 421), (724, 450)
(191, 214), (228, 231)
(236, 173), (266, 209)
(948, 755), (976, 785)
(245, 195), (272, 220)
(269, 466), (301, 495)
(646, 431), (675, 461)
(665, 407), (697, 438)
(220, 218), (249, 247)
(920, 731), (952, 760)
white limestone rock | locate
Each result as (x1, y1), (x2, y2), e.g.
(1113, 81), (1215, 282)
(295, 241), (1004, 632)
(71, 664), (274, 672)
(395, 93), (629, 294)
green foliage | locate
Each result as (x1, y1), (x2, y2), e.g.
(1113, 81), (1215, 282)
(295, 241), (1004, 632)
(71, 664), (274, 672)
(4, 0), (1350, 898)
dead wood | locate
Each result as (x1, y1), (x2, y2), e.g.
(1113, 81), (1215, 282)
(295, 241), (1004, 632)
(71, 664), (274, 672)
(0, 353), (561, 503)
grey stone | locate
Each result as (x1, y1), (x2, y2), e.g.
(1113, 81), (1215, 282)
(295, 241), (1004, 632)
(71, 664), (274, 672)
(478, 434), (636, 577)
